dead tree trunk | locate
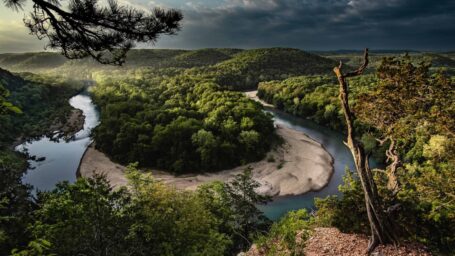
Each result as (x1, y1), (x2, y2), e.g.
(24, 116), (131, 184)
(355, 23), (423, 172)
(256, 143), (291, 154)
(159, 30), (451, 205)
(333, 48), (398, 253)
(379, 137), (401, 193)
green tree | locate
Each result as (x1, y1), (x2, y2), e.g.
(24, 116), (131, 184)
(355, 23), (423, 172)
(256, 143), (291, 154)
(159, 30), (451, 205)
(125, 164), (230, 255)
(333, 49), (398, 252)
(224, 167), (272, 251)
(30, 175), (132, 256)
(0, 151), (32, 255)
(256, 209), (315, 256)
(355, 55), (454, 191)
(0, 84), (21, 115)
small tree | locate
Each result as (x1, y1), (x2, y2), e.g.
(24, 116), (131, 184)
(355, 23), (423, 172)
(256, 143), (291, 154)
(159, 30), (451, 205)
(4, 0), (183, 65)
(224, 167), (272, 251)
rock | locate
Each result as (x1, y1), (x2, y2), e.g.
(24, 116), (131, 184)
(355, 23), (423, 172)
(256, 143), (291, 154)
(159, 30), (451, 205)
(304, 227), (432, 256)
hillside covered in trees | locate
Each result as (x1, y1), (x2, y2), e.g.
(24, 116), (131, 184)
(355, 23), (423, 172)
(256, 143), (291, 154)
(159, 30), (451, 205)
(83, 48), (344, 173)
(0, 69), (86, 254)
(91, 71), (276, 173)
(255, 54), (455, 254)
(1, 48), (454, 255)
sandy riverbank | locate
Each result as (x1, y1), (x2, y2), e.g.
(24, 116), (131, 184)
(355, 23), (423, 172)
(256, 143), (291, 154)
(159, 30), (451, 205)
(78, 91), (334, 196)
(244, 90), (274, 107)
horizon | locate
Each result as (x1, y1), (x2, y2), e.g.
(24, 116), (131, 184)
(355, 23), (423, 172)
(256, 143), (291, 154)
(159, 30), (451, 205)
(1, 47), (454, 55)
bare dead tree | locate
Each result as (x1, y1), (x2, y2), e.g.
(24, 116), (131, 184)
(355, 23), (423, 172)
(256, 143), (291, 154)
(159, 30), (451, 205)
(333, 48), (398, 254)
(4, 0), (183, 65)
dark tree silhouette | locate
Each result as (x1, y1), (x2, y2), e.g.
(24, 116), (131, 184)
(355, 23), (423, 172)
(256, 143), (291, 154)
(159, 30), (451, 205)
(4, 0), (183, 65)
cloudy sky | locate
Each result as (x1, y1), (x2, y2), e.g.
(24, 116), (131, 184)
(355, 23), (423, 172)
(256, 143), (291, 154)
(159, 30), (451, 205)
(1, 0), (454, 52)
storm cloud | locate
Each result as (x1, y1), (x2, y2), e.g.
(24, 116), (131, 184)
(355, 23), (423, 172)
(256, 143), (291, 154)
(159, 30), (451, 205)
(0, 0), (454, 52)
(153, 0), (455, 50)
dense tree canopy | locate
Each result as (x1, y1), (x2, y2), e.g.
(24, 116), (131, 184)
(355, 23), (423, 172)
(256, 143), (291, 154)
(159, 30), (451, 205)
(258, 56), (455, 253)
(5, 165), (271, 255)
(1, 48), (454, 254)
(91, 70), (276, 173)
(0, 69), (85, 255)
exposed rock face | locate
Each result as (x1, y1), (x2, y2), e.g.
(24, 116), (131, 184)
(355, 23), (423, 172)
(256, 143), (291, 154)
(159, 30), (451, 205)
(305, 228), (431, 256)
(245, 227), (432, 256)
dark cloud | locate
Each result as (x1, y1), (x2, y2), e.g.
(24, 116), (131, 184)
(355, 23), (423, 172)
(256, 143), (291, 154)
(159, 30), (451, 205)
(1, 0), (452, 52)
(154, 0), (455, 50)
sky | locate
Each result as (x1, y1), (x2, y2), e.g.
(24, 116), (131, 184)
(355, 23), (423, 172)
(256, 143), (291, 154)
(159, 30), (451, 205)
(1, 0), (454, 53)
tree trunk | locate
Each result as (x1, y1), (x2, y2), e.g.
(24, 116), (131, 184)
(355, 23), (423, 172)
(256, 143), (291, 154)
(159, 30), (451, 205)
(385, 138), (400, 193)
(333, 48), (398, 254)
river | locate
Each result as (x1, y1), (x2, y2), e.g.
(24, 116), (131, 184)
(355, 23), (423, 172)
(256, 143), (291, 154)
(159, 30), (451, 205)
(17, 90), (369, 220)
(16, 90), (99, 192)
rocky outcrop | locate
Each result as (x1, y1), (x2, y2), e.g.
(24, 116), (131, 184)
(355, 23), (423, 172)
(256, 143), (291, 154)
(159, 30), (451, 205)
(49, 108), (85, 140)
(305, 228), (431, 256)
(245, 227), (432, 256)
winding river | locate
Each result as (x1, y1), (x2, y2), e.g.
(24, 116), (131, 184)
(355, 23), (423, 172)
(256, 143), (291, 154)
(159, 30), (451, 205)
(17, 90), (99, 192)
(17, 90), (371, 220)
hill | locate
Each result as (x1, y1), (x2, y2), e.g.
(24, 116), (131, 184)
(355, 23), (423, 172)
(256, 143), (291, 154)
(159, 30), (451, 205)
(0, 48), (342, 86)
(420, 53), (455, 67)
(198, 48), (341, 90)
(173, 48), (242, 67)
(0, 49), (242, 74)
(0, 69), (83, 145)
(324, 51), (455, 71)
(0, 52), (67, 71)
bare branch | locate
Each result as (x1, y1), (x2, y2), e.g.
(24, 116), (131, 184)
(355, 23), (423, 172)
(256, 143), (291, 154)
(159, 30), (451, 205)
(344, 48), (369, 78)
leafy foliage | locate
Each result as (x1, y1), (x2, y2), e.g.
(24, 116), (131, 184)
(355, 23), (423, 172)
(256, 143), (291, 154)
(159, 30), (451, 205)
(196, 168), (272, 253)
(0, 69), (84, 146)
(256, 209), (314, 256)
(0, 150), (32, 255)
(0, 68), (84, 254)
(313, 57), (455, 254)
(355, 56), (454, 144)
(125, 165), (230, 256)
(91, 70), (276, 173)
(7, 164), (271, 255)
(195, 48), (341, 90)
(257, 74), (377, 132)
(31, 176), (132, 256)
(223, 168), (272, 250)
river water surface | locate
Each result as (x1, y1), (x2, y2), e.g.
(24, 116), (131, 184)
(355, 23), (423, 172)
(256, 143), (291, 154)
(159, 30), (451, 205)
(16, 91), (99, 192)
(17, 91), (367, 220)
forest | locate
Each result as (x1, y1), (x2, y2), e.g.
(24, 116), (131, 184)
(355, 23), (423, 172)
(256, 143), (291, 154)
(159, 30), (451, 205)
(256, 54), (455, 254)
(91, 70), (276, 173)
(84, 48), (342, 173)
(0, 48), (454, 255)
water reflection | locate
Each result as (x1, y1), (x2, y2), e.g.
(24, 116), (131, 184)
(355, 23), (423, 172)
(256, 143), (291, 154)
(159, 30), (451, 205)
(16, 91), (99, 192)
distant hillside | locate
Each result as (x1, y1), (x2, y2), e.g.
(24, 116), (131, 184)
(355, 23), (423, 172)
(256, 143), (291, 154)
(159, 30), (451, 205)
(204, 48), (341, 90)
(0, 48), (341, 89)
(0, 52), (66, 71)
(315, 49), (421, 55)
(420, 53), (455, 67)
(0, 67), (25, 91)
(0, 69), (84, 145)
(0, 49), (243, 74)
(325, 51), (455, 71)
(173, 48), (242, 67)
